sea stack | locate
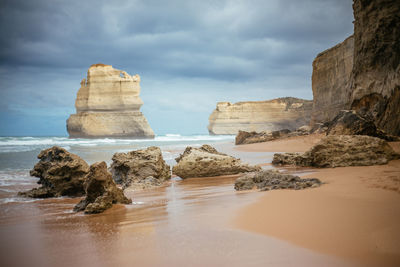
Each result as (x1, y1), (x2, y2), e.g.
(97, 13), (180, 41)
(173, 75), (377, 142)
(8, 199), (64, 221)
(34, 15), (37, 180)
(67, 64), (154, 138)
(208, 97), (312, 135)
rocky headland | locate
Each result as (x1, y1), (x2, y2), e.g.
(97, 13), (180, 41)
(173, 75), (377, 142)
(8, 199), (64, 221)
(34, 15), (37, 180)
(67, 64), (154, 138)
(208, 97), (312, 135)
(311, 0), (400, 136)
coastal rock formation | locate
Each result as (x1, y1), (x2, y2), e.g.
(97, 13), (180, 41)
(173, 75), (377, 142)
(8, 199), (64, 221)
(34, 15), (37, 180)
(310, 36), (354, 125)
(74, 161), (131, 214)
(208, 97), (313, 135)
(172, 144), (260, 179)
(19, 146), (89, 198)
(311, 1), (400, 136)
(67, 64), (154, 138)
(110, 146), (171, 189)
(326, 110), (397, 141)
(235, 127), (309, 145)
(234, 170), (321, 191)
(272, 135), (399, 168)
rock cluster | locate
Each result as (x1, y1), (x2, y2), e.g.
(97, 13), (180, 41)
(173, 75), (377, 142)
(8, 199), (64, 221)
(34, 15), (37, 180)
(19, 146), (89, 198)
(208, 97), (312, 135)
(326, 110), (398, 141)
(272, 135), (400, 168)
(311, 1), (400, 136)
(235, 127), (310, 145)
(172, 144), (261, 179)
(234, 170), (321, 191)
(110, 146), (171, 189)
(74, 162), (131, 214)
(67, 64), (154, 138)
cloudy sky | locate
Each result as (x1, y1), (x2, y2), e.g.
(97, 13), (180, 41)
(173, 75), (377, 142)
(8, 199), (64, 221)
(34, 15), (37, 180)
(0, 0), (354, 136)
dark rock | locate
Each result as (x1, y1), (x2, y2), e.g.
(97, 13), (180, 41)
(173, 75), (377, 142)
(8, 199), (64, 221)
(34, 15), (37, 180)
(74, 161), (131, 214)
(172, 144), (261, 179)
(110, 146), (170, 189)
(19, 146), (89, 198)
(326, 110), (398, 141)
(234, 170), (321, 191)
(273, 135), (400, 168)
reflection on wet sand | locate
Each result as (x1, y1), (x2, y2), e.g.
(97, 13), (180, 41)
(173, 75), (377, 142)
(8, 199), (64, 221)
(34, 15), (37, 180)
(0, 172), (355, 267)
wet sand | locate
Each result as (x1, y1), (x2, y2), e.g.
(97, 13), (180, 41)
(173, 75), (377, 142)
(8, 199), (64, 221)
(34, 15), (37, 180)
(235, 137), (400, 266)
(0, 174), (354, 267)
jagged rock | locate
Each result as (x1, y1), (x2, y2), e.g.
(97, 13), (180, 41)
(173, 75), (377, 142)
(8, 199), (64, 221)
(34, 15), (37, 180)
(67, 64), (154, 138)
(19, 146), (89, 198)
(172, 144), (261, 179)
(110, 146), (171, 189)
(208, 97), (313, 135)
(272, 135), (400, 168)
(234, 170), (321, 191)
(74, 161), (131, 214)
(311, 1), (400, 136)
(326, 110), (398, 141)
(235, 128), (309, 145)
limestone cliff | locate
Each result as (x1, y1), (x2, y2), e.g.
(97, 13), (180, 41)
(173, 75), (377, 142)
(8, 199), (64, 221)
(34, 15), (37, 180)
(310, 36), (354, 125)
(67, 64), (154, 138)
(311, 0), (400, 136)
(208, 97), (313, 135)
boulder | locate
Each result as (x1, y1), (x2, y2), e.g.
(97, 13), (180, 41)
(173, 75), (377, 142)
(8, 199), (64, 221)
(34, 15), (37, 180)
(19, 146), (89, 198)
(172, 144), (261, 179)
(326, 110), (398, 141)
(110, 146), (171, 189)
(74, 161), (131, 214)
(273, 135), (400, 168)
(234, 170), (321, 191)
(235, 128), (307, 145)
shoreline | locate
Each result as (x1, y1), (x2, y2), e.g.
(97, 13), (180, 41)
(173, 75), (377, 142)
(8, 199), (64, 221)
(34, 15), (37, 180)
(233, 135), (400, 266)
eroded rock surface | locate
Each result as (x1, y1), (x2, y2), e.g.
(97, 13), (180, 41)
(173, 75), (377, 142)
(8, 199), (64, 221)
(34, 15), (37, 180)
(234, 170), (321, 191)
(172, 144), (260, 179)
(326, 110), (397, 141)
(208, 97), (312, 135)
(272, 135), (399, 168)
(19, 146), (89, 198)
(235, 127), (309, 145)
(67, 64), (154, 138)
(74, 161), (131, 214)
(110, 146), (171, 189)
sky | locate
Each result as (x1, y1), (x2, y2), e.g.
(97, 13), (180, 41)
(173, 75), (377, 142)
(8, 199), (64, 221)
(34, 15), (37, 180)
(0, 0), (354, 136)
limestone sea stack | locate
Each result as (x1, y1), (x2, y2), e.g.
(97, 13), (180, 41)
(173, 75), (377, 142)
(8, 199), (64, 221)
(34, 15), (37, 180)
(67, 64), (154, 138)
(208, 97), (312, 135)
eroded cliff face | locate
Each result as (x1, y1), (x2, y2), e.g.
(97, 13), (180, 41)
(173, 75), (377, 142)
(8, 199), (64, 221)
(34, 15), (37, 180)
(311, 0), (400, 136)
(208, 97), (312, 135)
(311, 36), (354, 125)
(67, 64), (154, 138)
(350, 0), (400, 135)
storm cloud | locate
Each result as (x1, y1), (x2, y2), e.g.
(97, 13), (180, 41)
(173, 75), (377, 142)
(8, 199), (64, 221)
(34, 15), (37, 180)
(0, 0), (354, 135)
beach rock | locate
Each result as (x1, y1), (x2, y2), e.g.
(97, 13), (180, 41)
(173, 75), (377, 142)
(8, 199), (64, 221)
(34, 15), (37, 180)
(67, 64), (154, 138)
(74, 161), (131, 214)
(235, 128), (309, 145)
(19, 146), (89, 198)
(311, 1), (400, 136)
(326, 110), (398, 141)
(172, 144), (261, 179)
(273, 135), (400, 168)
(234, 170), (321, 191)
(208, 97), (312, 135)
(110, 146), (171, 189)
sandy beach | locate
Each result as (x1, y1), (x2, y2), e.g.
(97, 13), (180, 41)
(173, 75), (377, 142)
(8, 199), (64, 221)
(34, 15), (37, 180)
(234, 135), (400, 266)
